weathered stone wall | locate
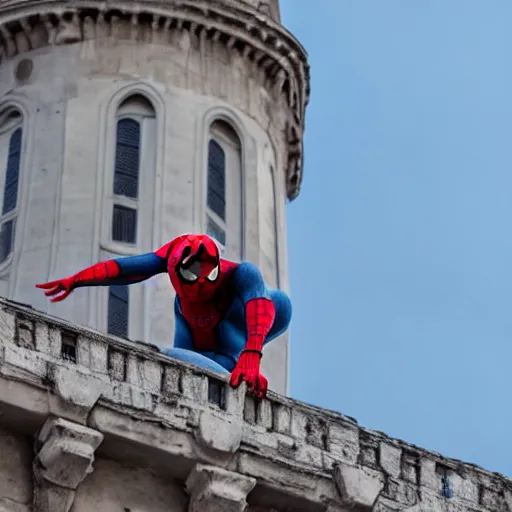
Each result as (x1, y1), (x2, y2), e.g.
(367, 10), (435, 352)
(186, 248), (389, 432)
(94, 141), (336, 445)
(73, 458), (188, 512)
(0, 428), (32, 512)
(0, 298), (510, 512)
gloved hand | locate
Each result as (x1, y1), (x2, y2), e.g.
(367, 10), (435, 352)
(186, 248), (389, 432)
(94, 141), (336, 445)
(36, 276), (75, 302)
(229, 349), (268, 399)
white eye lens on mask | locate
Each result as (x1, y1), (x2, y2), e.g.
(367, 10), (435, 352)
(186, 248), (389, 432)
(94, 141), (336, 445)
(207, 265), (219, 281)
(179, 267), (198, 282)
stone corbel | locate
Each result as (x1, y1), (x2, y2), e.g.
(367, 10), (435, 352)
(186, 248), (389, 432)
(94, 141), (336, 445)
(332, 463), (384, 511)
(186, 464), (256, 512)
(33, 417), (104, 512)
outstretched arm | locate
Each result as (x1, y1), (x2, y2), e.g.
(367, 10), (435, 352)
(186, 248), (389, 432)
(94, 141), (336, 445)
(229, 261), (276, 398)
(36, 252), (167, 302)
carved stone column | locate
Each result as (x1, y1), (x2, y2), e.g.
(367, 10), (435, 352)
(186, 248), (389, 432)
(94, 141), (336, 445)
(33, 417), (104, 512)
(186, 464), (256, 512)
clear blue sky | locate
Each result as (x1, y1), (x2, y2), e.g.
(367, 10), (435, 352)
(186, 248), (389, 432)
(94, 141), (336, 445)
(282, 0), (512, 478)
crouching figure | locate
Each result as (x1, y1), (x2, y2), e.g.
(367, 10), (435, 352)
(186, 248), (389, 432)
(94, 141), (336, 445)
(36, 234), (292, 398)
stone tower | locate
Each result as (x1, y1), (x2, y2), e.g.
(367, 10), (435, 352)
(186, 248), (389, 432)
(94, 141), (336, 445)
(0, 0), (309, 394)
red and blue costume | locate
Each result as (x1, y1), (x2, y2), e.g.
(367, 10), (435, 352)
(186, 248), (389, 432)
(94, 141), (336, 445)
(36, 234), (291, 398)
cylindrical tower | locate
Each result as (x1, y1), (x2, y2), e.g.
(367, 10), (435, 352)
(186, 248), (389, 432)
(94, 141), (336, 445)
(0, 0), (309, 394)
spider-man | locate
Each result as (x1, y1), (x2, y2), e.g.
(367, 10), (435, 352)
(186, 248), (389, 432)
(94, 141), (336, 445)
(36, 234), (291, 398)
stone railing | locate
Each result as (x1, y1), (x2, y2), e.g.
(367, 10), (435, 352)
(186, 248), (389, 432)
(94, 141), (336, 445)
(0, 297), (510, 512)
(0, 0), (309, 200)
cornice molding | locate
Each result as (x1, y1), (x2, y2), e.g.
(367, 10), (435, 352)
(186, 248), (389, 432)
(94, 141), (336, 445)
(0, 0), (310, 199)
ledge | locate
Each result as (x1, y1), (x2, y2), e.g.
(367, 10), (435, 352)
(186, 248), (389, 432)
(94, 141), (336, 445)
(0, 298), (510, 512)
(0, 0), (309, 200)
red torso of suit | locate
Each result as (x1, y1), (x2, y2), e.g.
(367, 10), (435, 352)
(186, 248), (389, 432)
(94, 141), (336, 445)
(174, 259), (239, 352)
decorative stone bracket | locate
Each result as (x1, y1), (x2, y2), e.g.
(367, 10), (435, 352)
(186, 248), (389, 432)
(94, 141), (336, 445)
(186, 464), (256, 512)
(332, 463), (384, 511)
(33, 417), (104, 512)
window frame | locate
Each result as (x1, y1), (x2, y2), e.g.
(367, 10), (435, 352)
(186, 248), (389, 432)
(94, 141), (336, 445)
(205, 121), (243, 260)
(0, 109), (24, 268)
(206, 137), (227, 255)
(101, 97), (157, 256)
(110, 110), (148, 249)
(100, 95), (157, 340)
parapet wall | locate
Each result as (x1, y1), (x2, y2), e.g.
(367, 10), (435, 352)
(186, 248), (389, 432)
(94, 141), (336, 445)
(0, 297), (510, 512)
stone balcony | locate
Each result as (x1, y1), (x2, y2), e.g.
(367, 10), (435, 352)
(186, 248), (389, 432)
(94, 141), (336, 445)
(0, 297), (510, 512)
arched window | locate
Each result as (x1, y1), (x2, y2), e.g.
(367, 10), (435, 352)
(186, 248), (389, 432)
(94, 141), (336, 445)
(107, 94), (156, 338)
(0, 108), (23, 264)
(111, 95), (155, 244)
(206, 120), (242, 259)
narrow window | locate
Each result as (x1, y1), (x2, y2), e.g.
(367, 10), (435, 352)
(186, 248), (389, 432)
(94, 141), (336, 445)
(3, 128), (22, 215)
(0, 109), (23, 264)
(0, 220), (15, 263)
(111, 95), (155, 246)
(206, 120), (242, 259)
(108, 285), (129, 338)
(207, 140), (226, 221)
(106, 94), (156, 340)
(114, 119), (141, 199)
